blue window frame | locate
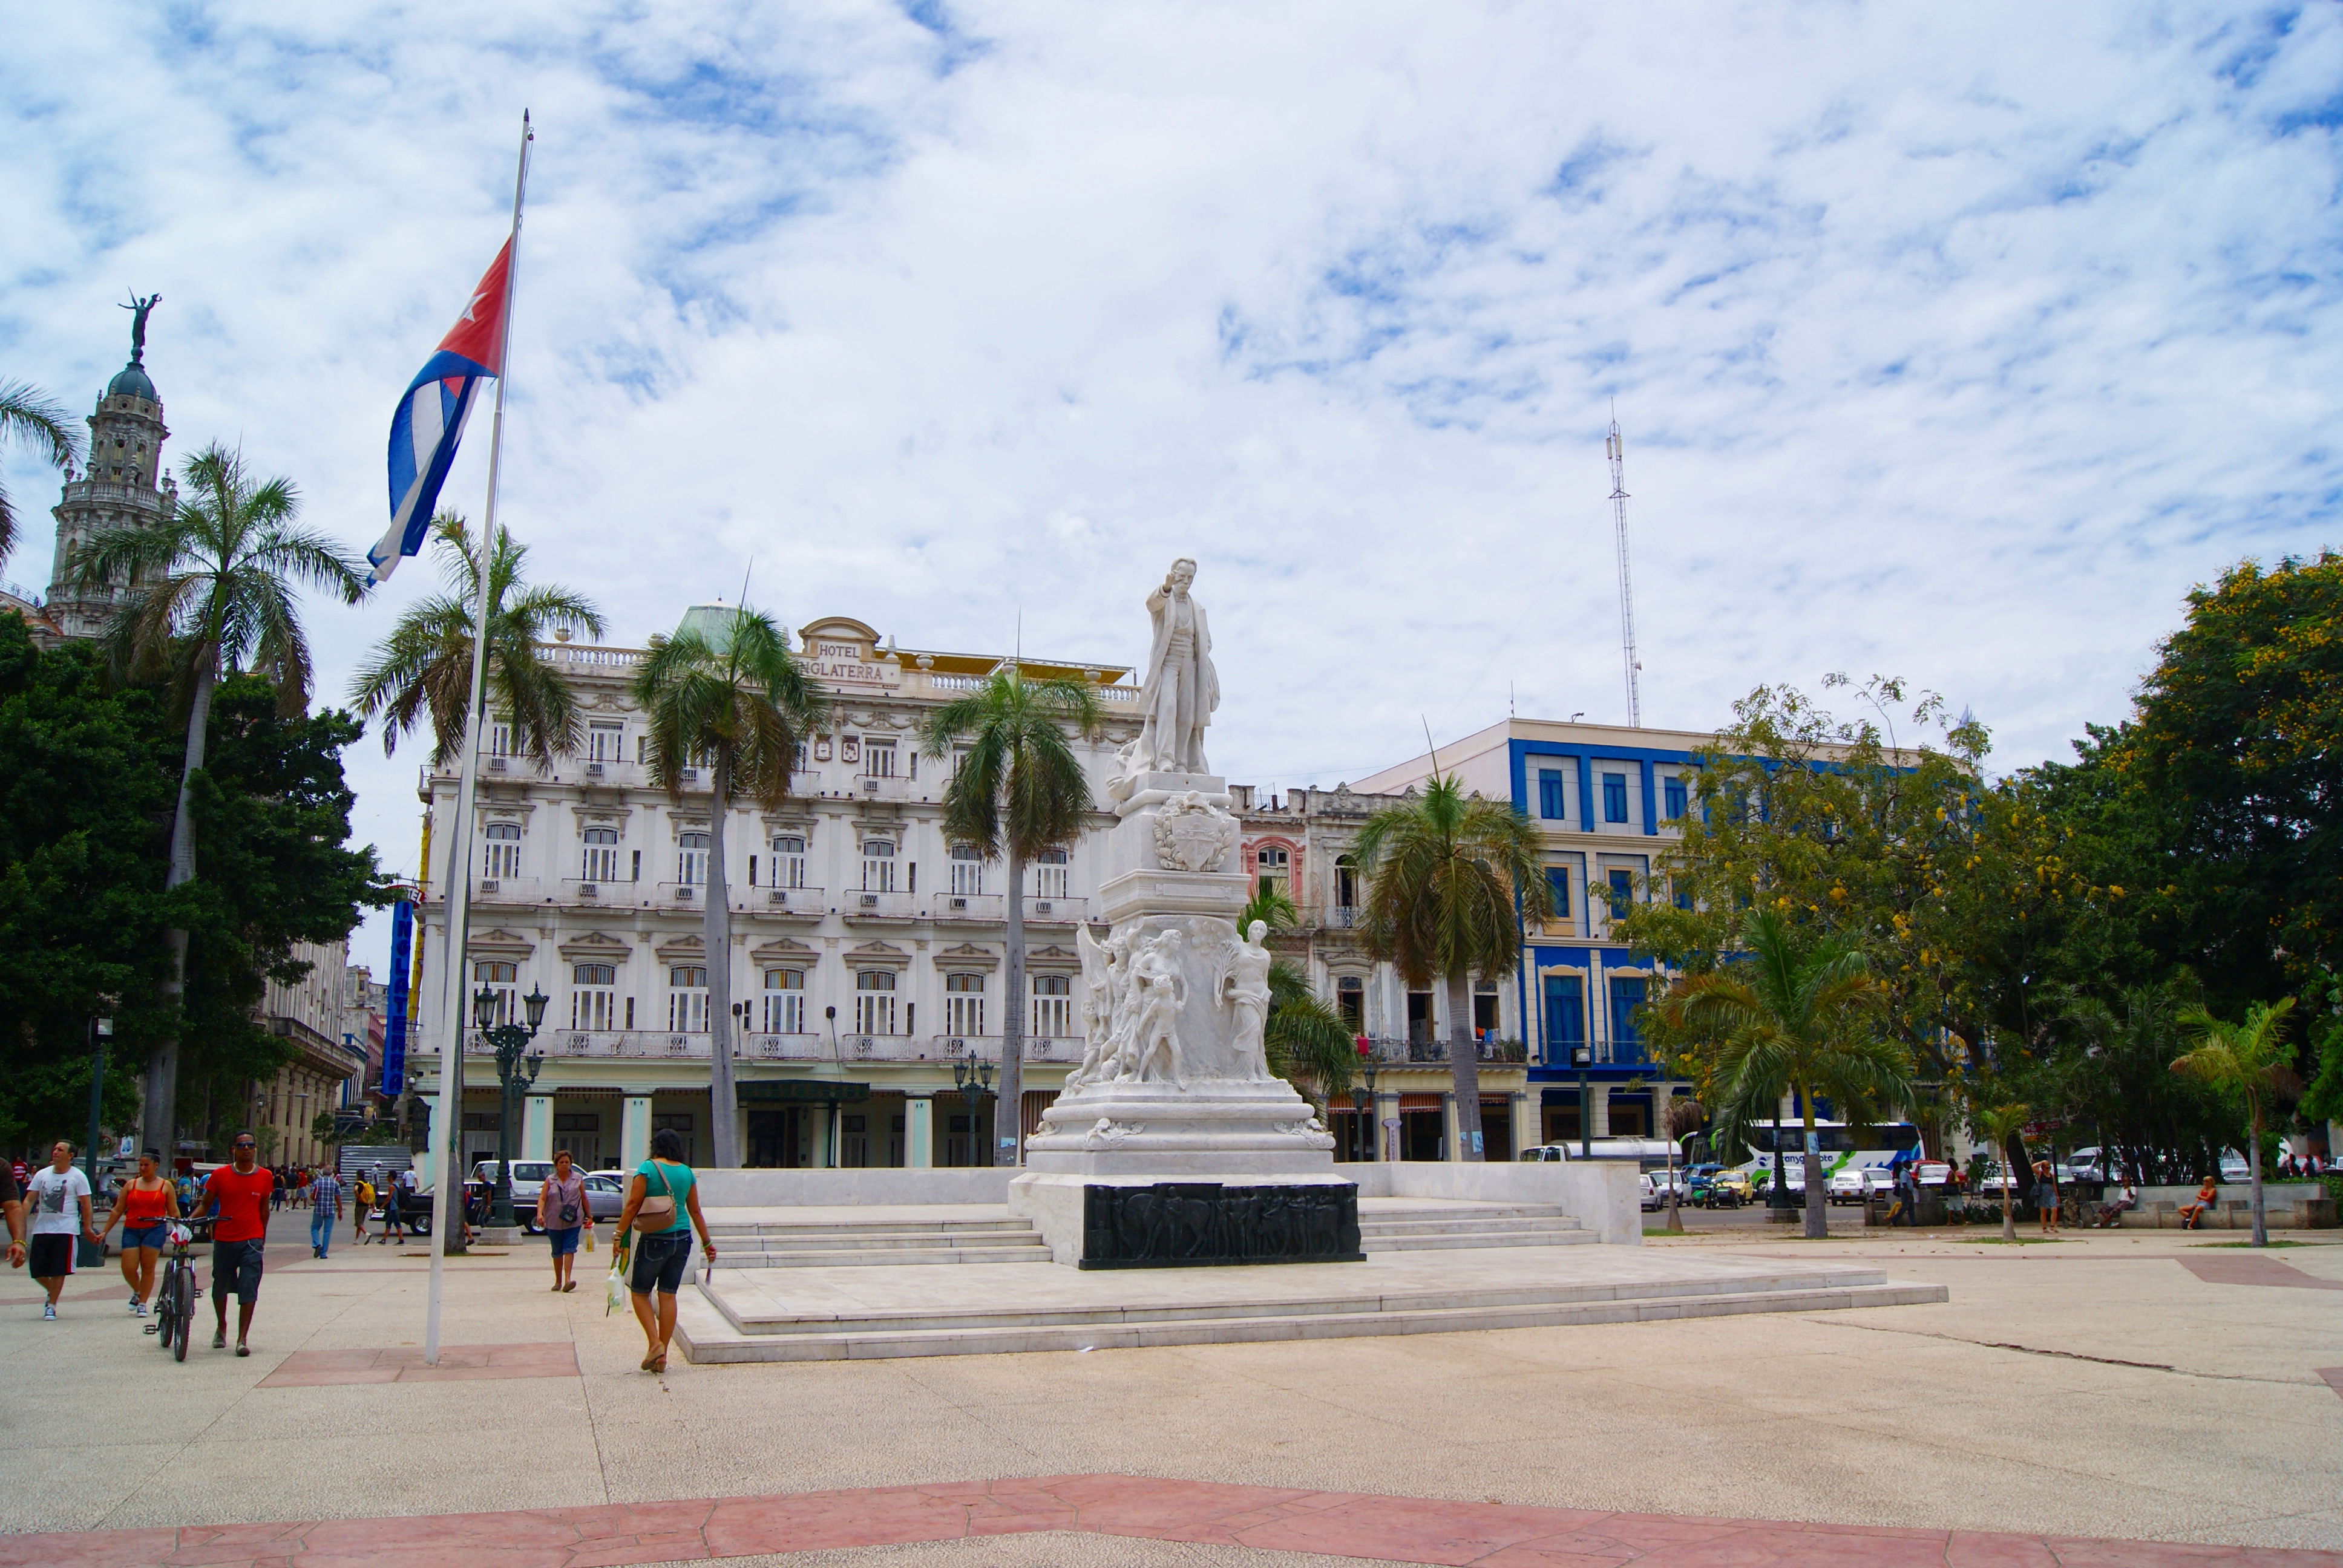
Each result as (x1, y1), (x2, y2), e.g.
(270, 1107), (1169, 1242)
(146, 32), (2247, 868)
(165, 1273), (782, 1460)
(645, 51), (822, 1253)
(1609, 975), (1647, 1058)
(1544, 868), (1571, 919)
(1542, 975), (1585, 1054)
(1607, 867), (1633, 912)
(1663, 775), (1687, 821)
(1538, 769), (1565, 820)
(1602, 772), (1629, 823)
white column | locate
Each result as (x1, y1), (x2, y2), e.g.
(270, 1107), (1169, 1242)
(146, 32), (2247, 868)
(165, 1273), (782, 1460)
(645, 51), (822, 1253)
(1375, 1091), (1400, 1163)
(620, 1095), (651, 1170)
(907, 1096), (934, 1168)
(1441, 1092), (1461, 1161)
(522, 1094), (554, 1161)
(413, 1094), (440, 1189)
(1511, 1090), (1535, 1158)
(1651, 1082), (1673, 1151)
(1591, 1084), (1613, 1139)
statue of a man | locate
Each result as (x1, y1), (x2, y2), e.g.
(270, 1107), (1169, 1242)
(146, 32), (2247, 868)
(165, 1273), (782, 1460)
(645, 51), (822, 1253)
(122, 293), (160, 364)
(1136, 558), (1218, 775)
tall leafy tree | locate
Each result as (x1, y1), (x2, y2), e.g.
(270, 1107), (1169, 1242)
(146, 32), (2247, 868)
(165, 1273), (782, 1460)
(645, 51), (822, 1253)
(0, 379), (82, 568)
(922, 669), (1103, 1163)
(1657, 909), (1914, 1237)
(1354, 773), (1553, 1161)
(70, 443), (367, 1155)
(349, 512), (604, 766)
(634, 607), (824, 1168)
(2172, 998), (2298, 1246)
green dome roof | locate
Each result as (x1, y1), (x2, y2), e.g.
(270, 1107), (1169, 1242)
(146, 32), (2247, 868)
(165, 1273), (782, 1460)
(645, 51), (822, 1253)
(106, 360), (157, 402)
(674, 603), (742, 653)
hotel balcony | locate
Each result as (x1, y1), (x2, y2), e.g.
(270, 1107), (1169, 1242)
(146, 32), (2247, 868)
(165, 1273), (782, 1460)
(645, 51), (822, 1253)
(842, 889), (920, 924)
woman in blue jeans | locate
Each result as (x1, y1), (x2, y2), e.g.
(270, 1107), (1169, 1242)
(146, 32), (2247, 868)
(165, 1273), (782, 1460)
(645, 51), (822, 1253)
(616, 1128), (716, 1373)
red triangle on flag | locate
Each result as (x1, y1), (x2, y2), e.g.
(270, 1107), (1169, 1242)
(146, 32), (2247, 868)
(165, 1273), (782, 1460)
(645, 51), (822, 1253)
(434, 238), (513, 374)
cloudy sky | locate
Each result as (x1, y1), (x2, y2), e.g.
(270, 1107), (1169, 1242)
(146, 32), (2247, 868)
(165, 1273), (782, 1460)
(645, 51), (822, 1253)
(5, 3), (2340, 972)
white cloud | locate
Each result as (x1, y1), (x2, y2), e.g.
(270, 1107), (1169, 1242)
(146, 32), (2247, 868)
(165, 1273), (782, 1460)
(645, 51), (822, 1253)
(2, 2), (2338, 969)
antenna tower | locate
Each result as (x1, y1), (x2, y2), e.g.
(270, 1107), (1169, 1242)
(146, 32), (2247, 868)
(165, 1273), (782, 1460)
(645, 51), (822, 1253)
(1605, 410), (1642, 727)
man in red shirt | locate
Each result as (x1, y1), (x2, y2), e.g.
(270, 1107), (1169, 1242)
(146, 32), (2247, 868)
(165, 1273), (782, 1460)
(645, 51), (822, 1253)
(199, 1132), (275, 1356)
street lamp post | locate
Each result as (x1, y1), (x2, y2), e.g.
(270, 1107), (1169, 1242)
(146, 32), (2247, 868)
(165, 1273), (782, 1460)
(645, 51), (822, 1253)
(82, 1014), (113, 1267)
(953, 1053), (994, 1166)
(475, 983), (548, 1231)
(1350, 1045), (1380, 1162)
(1572, 1045), (1593, 1160)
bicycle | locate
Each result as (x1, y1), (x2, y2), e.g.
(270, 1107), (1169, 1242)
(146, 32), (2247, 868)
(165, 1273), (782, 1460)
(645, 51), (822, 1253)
(145, 1218), (209, 1362)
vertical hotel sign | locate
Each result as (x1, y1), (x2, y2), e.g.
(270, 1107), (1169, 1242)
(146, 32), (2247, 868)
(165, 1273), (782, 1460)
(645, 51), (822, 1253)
(382, 895), (413, 1096)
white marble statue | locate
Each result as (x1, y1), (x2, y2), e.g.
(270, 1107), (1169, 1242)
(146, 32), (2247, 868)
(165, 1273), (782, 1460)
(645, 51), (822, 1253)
(1071, 924), (1129, 1086)
(1216, 919), (1276, 1081)
(1136, 558), (1218, 775)
(1121, 928), (1187, 1086)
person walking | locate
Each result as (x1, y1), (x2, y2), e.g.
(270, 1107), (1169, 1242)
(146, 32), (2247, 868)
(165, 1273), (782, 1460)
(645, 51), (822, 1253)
(197, 1132), (275, 1355)
(93, 1150), (179, 1314)
(614, 1128), (716, 1374)
(24, 1141), (96, 1320)
(536, 1151), (591, 1294)
(2032, 1159), (2060, 1236)
(384, 1169), (412, 1243)
(307, 1167), (344, 1258)
(270, 1167), (287, 1214)
(1, 1158), (23, 1272)
(352, 1172), (375, 1247)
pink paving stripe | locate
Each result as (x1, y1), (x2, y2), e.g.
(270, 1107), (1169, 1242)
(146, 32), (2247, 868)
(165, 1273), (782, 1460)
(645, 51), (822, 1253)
(257, 1342), (579, 1388)
(2177, 1256), (2343, 1290)
(1, 1475), (2337, 1568)
(2319, 1368), (2343, 1400)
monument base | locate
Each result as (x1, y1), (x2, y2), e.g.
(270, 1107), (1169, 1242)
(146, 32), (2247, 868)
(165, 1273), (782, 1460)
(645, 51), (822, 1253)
(1009, 1171), (1362, 1269)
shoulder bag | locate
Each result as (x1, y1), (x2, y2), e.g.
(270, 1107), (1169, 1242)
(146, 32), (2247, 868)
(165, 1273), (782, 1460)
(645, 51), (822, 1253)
(632, 1162), (677, 1234)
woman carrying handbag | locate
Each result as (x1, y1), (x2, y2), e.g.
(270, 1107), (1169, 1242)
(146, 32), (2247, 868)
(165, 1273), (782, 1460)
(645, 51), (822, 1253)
(614, 1128), (716, 1373)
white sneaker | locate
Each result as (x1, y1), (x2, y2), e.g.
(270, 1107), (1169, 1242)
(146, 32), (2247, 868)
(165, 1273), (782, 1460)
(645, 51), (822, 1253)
(42, 1304), (56, 1321)
(134, 1302), (148, 1316)
(128, 1296), (141, 1313)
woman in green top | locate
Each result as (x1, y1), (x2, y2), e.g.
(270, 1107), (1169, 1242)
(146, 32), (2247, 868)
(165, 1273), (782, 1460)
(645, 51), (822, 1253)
(615, 1127), (716, 1373)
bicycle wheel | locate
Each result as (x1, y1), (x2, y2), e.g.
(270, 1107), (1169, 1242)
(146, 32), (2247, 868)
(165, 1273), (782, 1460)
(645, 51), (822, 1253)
(169, 1270), (192, 1362)
(156, 1267), (178, 1353)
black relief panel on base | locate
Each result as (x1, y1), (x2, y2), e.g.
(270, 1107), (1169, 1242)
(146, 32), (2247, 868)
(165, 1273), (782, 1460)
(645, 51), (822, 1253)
(1079, 1181), (1364, 1269)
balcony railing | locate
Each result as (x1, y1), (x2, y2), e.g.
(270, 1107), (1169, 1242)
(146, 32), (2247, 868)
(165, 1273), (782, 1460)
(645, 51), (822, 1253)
(1535, 1036), (1651, 1068)
(757, 886), (826, 914)
(1021, 895), (1085, 924)
(1306, 905), (1361, 930)
(843, 889), (919, 920)
(1360, 1036), (1530, 1065)
(932, 892), (1004, 921)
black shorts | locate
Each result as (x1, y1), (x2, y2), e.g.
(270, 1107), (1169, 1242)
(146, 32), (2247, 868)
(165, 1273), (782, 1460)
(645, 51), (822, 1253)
(628, 1230), (693, 1296)
(27, 1234), (74, 1278)
(212, 1238), (264, 1302)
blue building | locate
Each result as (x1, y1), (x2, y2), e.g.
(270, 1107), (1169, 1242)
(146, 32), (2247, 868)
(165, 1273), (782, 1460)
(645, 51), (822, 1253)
(1355, 717), (1711, 1151)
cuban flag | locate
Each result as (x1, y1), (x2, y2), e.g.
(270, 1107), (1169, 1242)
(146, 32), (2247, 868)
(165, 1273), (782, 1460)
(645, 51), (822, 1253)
(368, 238), (514, 584)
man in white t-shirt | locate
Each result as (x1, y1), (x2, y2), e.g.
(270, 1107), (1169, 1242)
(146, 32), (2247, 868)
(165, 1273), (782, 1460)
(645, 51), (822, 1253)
(25, 1141), (95, 1320)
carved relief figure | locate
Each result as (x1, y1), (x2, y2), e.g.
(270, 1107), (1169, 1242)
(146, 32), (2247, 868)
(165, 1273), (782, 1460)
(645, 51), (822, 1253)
(1216, 919), (1276, 1080)
(1152, 790), (1239, 873)
(1071, 924), (1130, 1086)
(1121, 928), (1187, 1086)
(1135, 558), (1218, 774)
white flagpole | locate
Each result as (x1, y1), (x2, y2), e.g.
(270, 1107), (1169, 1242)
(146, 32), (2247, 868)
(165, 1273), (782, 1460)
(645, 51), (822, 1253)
(425, 109), (534, 1367)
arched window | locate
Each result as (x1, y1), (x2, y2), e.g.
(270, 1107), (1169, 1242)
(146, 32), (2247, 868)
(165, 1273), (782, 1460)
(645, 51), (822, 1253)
(944, 972), (985, 1037)
(1334, 853), (1358, 912)
(580, 827), (620, 883)
(1254, 844), (1289, 901)
(677, 831), (709, 886)
(854, 969), (897, 1034)
(1031, 847), (1069, 900)
(949, 842), (984, 897)
(1031, 973), (1072, 1039)
(769, 834), (807, 889)
(668, 965), (708, 1032)
(762, 969), (804, 1033)
(572, 964), (618, 1031)
(482, 822), (522, 880)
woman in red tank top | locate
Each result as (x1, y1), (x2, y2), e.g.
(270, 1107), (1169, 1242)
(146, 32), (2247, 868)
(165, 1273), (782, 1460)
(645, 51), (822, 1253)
(95, 1150), (180, 1316)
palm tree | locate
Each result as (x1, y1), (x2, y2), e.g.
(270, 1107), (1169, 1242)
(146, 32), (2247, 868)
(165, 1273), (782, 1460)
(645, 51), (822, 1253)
(1658, 909), (1913, 1238)
(1662, 1096), (1705, 1234)
(634, 606), (826, 1170)
(1238, 889), (1358, 1122)
(922, 668), (1104, 1164)
(0, 379), (84, 568)
(2173, 998), (2297, 1247)
(1970, 1100), (2030, 1241)
(1354, 773), (1553, 1162)
(349, 512), (604, 766)
(71, 442), (369, 1156)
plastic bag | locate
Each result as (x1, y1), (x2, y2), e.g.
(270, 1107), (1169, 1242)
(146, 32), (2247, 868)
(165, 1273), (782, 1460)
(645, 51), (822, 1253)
(605, 1241), (629, 1316)
(583, 1225), (594, 1253)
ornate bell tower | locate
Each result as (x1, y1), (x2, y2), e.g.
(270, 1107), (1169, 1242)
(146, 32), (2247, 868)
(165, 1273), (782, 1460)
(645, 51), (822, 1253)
(47, 295), (174, 642)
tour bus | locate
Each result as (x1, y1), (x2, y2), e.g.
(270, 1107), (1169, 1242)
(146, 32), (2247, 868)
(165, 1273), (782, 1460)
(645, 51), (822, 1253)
(1736, 1120), (1924, 1191)
(1520, 1138), (1688, 1171)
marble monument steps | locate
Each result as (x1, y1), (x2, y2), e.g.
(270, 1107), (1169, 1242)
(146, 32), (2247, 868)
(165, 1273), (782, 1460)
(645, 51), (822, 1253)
(678, 1253), (1947, 1362)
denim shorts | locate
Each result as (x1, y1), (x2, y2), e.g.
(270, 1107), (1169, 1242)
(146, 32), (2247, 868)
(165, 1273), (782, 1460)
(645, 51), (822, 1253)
(122, 1223), (168, 1250)
(546, 1226), (582, 1258)
(628, 1230), (692, 1295)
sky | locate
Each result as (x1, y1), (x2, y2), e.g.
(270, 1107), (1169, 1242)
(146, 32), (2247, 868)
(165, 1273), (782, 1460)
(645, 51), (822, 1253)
(4, 2), (2340, 977)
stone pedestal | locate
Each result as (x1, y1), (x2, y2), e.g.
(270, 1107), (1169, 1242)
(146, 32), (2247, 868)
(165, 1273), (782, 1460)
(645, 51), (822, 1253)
(1013, 770), (1347, 1266)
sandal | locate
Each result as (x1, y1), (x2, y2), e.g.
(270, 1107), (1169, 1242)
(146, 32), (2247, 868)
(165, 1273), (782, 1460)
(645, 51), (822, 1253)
(650, 1353), (667, 1374)
(562, 1281), (576, 1293)
(640, 1351), (661, 1371)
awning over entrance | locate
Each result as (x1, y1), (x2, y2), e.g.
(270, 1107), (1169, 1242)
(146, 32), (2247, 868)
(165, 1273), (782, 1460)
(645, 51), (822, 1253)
(738, 1080), (871, 1104)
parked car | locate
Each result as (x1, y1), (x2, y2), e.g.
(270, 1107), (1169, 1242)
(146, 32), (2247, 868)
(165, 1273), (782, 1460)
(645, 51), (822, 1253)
(2062, 1147), (2111, 1181)
(1913, 1161), (1955, 1189)
(1647, 1169), (1693, 1207)
(470, 1160), (559, 1232)
(582, 1172), (628, 1222)
(2219, 1151), (2250, 1184)
(1703, 1168), (1752, 1207)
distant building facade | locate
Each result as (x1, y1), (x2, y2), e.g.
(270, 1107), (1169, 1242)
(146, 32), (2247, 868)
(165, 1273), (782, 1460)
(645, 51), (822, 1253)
(252, 938), (369, 1166)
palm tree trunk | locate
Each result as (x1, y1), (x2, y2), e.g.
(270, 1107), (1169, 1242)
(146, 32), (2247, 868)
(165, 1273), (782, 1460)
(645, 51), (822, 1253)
(1446, 970), (1483, 1161)
(2000, 1154), (2017, 1241)
(998, 843), (1026, 1166)
(1800, 1091), (1826, 1238)
(2247, 1094), (2266, 1247)
(145, 659), (218, 1160)
(703, 754), (739, 1169)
